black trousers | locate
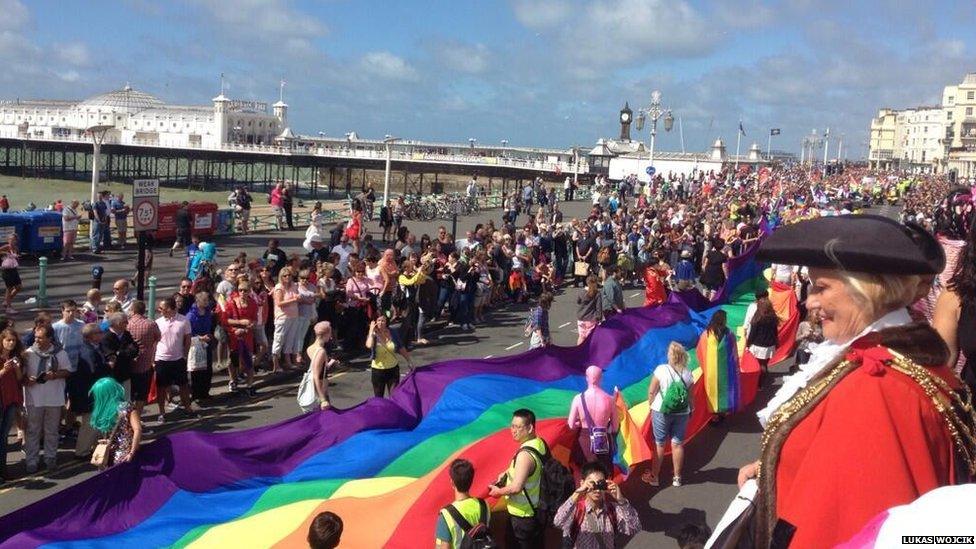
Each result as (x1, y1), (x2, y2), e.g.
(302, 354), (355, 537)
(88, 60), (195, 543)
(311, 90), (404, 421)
(506, 515), (543, 549)
(284, 202), (294, 229)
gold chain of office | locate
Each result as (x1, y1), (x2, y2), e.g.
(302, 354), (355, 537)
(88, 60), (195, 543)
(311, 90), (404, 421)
(757, 351), (976, 480)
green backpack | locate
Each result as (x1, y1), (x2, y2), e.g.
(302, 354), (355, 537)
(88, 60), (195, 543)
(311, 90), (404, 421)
(660, 366), (690, 414)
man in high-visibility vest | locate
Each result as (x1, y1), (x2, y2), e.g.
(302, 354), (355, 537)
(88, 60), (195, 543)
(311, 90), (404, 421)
(435, 459), (490, 549)
(489, 408), (547, 548)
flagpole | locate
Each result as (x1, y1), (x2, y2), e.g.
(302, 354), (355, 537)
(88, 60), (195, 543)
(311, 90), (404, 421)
(735, 120), (742, 171)
(766, 130), (772, 160)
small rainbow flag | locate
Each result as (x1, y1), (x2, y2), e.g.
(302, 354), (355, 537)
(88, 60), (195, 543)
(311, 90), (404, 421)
(695, 328), (740, 414)
(614, 391), (654, 475)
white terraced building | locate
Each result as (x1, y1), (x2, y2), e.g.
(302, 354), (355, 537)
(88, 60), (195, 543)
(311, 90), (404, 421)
(0, 86), (287, 149)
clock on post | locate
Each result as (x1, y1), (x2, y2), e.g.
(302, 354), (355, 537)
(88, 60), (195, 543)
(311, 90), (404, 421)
(620, 102), (633, 141)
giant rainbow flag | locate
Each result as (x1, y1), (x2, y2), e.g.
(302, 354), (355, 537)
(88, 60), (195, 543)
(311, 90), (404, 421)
(0, 242), (797, 548)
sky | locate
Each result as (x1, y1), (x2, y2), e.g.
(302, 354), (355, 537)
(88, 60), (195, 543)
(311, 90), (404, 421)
(1, 0), (974, 157)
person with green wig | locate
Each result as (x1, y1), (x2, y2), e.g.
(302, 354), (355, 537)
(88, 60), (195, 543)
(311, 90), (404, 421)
(89, 377), (141, 467)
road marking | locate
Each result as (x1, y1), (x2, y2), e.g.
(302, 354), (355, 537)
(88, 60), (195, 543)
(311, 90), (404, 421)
(484, 354), (494, 359)
(505, 342), (524, 350)
(558, 321), (572, 328)
(629, 292), (641, 299)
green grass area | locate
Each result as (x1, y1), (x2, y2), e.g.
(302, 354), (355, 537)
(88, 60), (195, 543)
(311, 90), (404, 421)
(0, 175), (233, 209)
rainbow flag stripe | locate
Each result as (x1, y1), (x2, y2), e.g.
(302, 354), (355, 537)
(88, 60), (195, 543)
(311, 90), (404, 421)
(0, 247), (776, 548)
(695, 329), (741, 414)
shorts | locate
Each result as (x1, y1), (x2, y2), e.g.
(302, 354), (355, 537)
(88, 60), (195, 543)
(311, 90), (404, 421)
(176, 228), (191, 246)
(116, 218), (127, 231)
(370, 366), (400, 387)
(2, 268), (20, 288)
(252, 324), (268, 347)
(130, 371), (152, 401)
(652, 410), (689, 445)
(155, 359), (188, 388)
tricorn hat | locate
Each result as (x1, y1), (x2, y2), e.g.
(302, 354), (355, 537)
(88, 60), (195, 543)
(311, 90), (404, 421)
(756, 214), (944, 275)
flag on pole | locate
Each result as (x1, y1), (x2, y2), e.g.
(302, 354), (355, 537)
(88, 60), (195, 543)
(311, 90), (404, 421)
(770, 128), (781, 136)
(738, 122), (746, 136)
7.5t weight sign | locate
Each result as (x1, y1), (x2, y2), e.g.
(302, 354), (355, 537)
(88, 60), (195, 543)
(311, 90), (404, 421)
(132, 179), (159, 232)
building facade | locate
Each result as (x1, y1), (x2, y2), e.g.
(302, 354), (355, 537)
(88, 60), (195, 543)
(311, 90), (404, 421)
(0, 86), (286, 149)
(869, 108), (898, 170)
(943, 74), (976, 178)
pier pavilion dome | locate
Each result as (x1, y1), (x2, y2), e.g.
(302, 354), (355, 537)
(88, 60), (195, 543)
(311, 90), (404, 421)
(79, 85), (164, 113)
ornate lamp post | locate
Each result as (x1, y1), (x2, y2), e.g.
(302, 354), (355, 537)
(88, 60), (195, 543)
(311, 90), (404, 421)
(635, 90), (674, 178)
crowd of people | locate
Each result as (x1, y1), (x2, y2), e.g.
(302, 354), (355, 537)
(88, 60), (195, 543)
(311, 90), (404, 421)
(1, 159), (975, 548)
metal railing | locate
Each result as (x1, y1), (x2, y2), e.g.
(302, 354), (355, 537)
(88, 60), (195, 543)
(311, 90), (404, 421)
(0, 132), (589, 174)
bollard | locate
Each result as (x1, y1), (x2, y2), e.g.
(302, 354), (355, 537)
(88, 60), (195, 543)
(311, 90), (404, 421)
(37, 256), (48, 308)
(147, 276), (158, 320)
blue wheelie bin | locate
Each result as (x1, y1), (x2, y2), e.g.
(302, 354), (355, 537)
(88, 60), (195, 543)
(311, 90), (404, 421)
(20, 211), (63, 255)
(0, 214), (27, 247)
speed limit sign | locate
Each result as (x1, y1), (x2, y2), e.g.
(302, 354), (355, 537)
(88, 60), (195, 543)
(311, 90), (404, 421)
(132, 179), (159, 231)
(133, 196), (158, 231)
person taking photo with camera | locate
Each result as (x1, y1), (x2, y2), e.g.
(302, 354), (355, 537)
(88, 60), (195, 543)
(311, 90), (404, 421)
(553, 461), (641, 548)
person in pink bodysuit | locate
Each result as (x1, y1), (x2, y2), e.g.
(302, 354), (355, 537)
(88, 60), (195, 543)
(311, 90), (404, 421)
(567, 365), (620, 471)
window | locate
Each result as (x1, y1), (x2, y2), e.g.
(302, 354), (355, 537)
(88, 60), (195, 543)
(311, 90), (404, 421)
(969, 91), (975, 100)
(968, 107), (973, 116)
(948, 111), (953, 120)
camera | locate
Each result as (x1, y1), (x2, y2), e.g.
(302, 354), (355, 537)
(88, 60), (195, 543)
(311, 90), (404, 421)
(35, 371), (48, 384)
(593, 479), (608, 491)
(495, 473), (508, 488)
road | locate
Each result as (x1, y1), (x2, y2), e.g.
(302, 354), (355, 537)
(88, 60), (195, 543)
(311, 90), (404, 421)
(0, 196), (777, 547)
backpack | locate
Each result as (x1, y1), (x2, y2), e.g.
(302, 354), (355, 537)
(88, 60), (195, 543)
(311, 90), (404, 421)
(515, 440), (576, 528)
(441, 499), (497, 549)
(660, 366), (690, 414)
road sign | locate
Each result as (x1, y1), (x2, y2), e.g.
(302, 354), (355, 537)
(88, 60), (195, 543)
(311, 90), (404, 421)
(133, 179), (159, 198)
(132, 179), (159, 232)
(645, 166), (656, 176)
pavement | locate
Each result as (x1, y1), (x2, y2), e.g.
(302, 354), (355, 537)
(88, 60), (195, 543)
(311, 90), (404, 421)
(0, 196), (777, 547)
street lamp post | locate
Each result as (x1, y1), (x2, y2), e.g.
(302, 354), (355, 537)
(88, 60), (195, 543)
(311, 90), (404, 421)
(635, 90), (674, 181)
(87, 124), (113, 242)
(822, 128), (830, 177)
(382, 135), (400, 207)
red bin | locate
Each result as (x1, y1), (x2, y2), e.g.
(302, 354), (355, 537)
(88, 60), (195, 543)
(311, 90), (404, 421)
(188, 202), (219, 238)
(155, 201), (181, 241)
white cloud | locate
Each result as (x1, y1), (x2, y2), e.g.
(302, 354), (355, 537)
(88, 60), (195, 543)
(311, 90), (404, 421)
(510, 0), (572, 28)
(0, 0), (28, 31)
(193, 0), (325, 37)
(714, 0), (776, 29)
(360, 52), (419, 81)
(191, 0), (326, 56)
(512, 0), (715, 77)
(434, 41), (491, 74)
(54, 42), (91, 66)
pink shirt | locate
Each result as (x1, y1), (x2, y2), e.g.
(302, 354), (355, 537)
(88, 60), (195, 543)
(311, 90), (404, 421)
(567, 389), (619, 432)
(154, 313), (191, 361)
(273, 283), (299, 319)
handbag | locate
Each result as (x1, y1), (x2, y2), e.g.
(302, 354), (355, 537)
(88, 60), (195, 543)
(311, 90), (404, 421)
(91, 412), (126, 469)
(579, 392), (611, 455)
(1, 255), (17, 269)
(297, 367), (318, 412)
(573, 261), (589, 276)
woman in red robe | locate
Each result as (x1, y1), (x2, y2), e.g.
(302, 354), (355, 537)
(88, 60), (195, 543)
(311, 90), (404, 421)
(642, 253), (670, 307)
(724, 215), (976, 548)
